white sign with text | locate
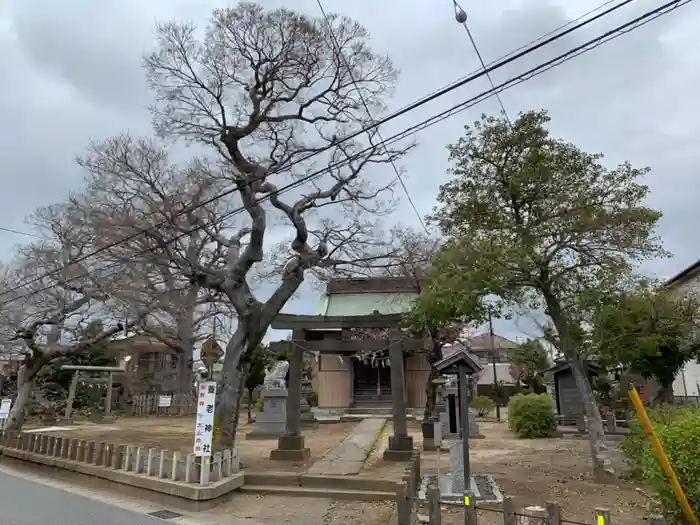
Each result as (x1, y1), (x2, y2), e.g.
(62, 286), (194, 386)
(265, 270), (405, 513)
(158, 395), (172, 408)
(0, 398), (12, 429)
(0, 398), (12, 418)
(193, 381), (217, 457)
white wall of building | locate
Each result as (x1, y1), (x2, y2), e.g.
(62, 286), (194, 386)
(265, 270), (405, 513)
(668, 269), (700, 397)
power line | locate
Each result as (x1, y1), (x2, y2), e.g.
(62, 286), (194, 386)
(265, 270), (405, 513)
(316, 0), (429, 234)
(1, 0), (687, 306)
(0, 0), (636, 301)
(452, 0), (512, 124)
(0, 0), (685, 305)
(0, 226), (41, 239)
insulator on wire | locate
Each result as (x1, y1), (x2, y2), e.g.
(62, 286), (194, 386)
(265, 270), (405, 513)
(455, 8), (467, 24)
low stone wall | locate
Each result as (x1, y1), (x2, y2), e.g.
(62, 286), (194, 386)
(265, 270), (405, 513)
(0, 430), (244, 501)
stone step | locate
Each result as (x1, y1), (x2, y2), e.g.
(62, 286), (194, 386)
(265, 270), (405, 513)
(243, 471), (397, 493)
(346, 407), (393, 414)
(239, 484), (395, 501)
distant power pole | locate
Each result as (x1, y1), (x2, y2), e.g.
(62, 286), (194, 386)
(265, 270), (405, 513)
(488, 311), (501, 421)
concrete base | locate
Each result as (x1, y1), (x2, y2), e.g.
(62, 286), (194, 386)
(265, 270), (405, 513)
(422, 438), (438, 451)
(269, 448), (311, 461)
(245, 432), (284, 441)
(270, 435), (311, 461)
(0, 446), (244, 501)
(382, 434), (414, 461)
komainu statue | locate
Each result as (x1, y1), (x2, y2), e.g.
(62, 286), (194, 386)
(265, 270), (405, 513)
(263, 360), (289, 390)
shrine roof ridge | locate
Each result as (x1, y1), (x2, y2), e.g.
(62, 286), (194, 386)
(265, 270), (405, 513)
(271, 312), (405, 330)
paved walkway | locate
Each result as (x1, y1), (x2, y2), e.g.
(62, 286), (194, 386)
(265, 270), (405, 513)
(0, 469), (169, 525)
(306, 418), (387, 476)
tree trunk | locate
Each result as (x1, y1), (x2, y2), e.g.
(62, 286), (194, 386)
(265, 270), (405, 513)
(230, 361), (250, 445)
(544, 293), (614, 483)
(652, 381), (674, 406)
(568, 357), (614, 481)
(177, 353), (194, 415)
(5, 359), (41, 432)
(247, 388), (254, 424)
(423, 338), (444, 423)
(216, 326), (257, 448)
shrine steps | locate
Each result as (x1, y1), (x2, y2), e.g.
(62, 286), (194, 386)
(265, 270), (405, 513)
(242, 471), (396, 501)
(239, 484), (395, 501)
(346, 406), (393, 415)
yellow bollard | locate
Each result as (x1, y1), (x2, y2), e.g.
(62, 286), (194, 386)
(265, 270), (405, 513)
(627, 384), (698, 525)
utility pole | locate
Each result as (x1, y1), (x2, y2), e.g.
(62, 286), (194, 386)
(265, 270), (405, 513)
(488, 310), (501, 421)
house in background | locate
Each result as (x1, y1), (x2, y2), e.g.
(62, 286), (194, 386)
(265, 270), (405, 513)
(108, 334), (182, 396)
(664, 259), (700, 398)
(443, 333), (520, 397)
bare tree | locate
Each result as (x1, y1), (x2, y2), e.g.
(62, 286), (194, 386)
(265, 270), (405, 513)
(0, 217), (141, 431)
(65, 135), (232, 401)
(137, 4), (411, 445)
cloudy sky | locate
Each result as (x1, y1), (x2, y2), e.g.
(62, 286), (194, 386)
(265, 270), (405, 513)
(1, 0), (699, 341)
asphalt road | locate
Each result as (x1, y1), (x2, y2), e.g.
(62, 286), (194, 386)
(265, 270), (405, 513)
(0, 470), (169, 525)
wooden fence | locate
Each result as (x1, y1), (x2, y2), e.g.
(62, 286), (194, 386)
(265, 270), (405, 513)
(396, 481), (666, 525)
(130, 393), (197, 416)
(129, 390), (258, 417)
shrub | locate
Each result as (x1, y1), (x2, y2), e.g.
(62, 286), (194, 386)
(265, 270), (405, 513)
(306, 387), (319, 407)
(255, 396), (265, 412)
(507, 393), (557, 438)
(621, 406), (700, 522)
(470, 395), (495, 416)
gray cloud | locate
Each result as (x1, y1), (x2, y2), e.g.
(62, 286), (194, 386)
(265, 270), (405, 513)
(1, 0), (699, 340)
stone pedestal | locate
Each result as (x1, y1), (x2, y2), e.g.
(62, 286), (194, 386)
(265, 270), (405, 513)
(247, 389), (287, 439)
(383, 434), (414, 461)
(269, 434), (310, 461)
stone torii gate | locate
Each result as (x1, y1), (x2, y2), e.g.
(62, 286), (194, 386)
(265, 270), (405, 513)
(269, 312), (423, 461)
(62, 365), (126, 422)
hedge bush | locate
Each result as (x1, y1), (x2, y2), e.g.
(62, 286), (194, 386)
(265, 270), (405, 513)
(507, 393), (557, 438)
(470, 395), (495, 416)
(621, 406), (700, 522)
(306, 387), (319, 407)
(255, 396), (265, 412)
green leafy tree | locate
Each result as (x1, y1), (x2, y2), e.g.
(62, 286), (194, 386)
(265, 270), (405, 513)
(593, 285), (700, 405)
(245, 345), (269, 423)
(429, 110), (666, 480)
(509, 339), (549, 394)
(405, 271), (486, 423)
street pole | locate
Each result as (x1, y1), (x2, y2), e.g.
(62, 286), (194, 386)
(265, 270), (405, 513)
(488, 311), (501, 421)
(458, 363), (471, 487)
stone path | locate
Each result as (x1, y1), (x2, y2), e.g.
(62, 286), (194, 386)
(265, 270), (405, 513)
(306, 418), (387, 476)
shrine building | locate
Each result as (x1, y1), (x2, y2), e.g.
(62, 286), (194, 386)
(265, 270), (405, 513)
(269, 277), (432, 411)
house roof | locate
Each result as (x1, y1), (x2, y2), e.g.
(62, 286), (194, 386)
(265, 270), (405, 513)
(665, 258), (700, 289)
(543, 360), (603, 375)
(466, 333), (519, 350)
(108, 334), (173, 353)
(434, 349), (483, 375)
(326, 277), (421, 294)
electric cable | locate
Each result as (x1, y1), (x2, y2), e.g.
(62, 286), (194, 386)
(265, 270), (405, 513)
(0, 0), (638, 301)
(316, 0), (429, 234)
(452, 0), (512, 124)
(0, 0), (688, 305)
(0, 227), (41, 238)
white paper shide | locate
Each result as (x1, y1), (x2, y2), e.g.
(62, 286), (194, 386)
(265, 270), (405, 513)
(194, 381), (217, 457)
